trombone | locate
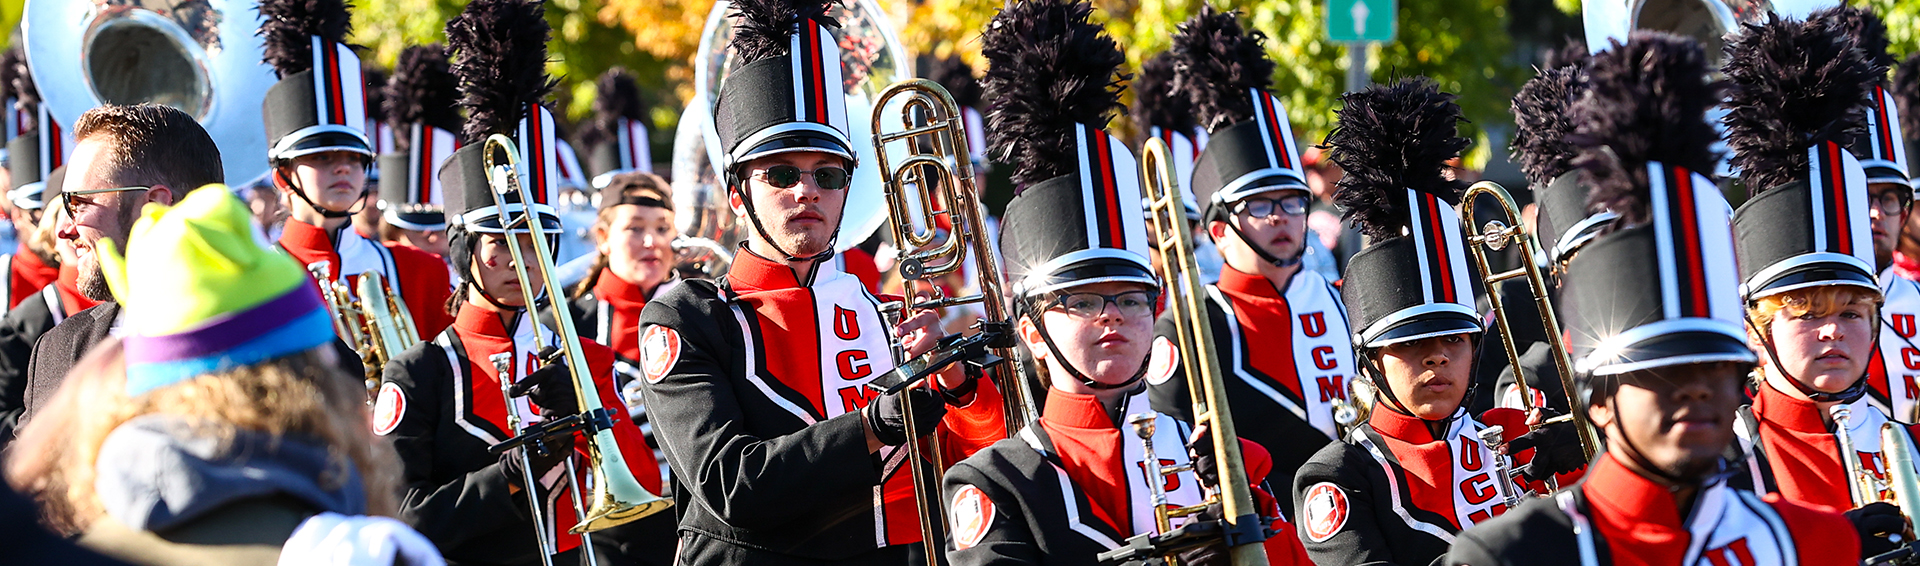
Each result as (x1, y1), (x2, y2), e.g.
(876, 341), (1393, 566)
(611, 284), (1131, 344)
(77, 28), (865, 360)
(1103, 137), (1266, 565)
(307, 261), (419, 397)
(475, 135), (672, 549)
(870, 78), (1024, 561)
(1461, 181), (1599, 462)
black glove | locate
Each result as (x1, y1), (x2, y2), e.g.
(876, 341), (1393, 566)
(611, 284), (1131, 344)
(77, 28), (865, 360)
(865, 385), (946, 446)
(508, 347), (579, 417)
(498, 433), (576, 488)
(1849, 502), (1909, 559)
(1187, 427), (1221, 489)
(1507, 413), (1587, 483)
(1171, 504), (1230, 566)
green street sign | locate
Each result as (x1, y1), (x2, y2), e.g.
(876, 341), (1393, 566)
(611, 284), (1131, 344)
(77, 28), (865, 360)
(1327, 0), (1396, 43)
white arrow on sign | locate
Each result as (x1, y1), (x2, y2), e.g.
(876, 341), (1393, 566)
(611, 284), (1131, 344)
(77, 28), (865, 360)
(1352, 0), (1370, 36)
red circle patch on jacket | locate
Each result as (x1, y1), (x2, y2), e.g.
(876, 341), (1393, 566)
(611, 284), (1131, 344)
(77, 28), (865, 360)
(950, 484), (995, 550)
(1146, 335), (1178, 385)
(641, 325), (681, 384)
(372, 382), (405, 436)
(1302, 482), (1348, 542)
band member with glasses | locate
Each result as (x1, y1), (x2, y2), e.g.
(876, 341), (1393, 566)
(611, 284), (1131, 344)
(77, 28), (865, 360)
(940, 5), (1308, 564)
(1446, 31), (1865, 566)
(1147, 9), (1357, 498)
(635, 0), (1004, 562)
(1292, 77), (1579, 566)
(374, 4), (664, 564)
(258, 0), (450, 342)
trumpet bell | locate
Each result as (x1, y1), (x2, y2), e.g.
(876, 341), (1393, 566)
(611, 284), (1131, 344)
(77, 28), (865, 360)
(25, 0), (278, 186)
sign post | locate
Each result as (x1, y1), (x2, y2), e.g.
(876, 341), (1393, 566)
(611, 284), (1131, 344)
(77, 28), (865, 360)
(1327, 0), (1395, 92)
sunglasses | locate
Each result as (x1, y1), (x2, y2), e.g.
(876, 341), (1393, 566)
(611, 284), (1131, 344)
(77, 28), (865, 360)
(61, 186), (151, 219)
(756, 165), (852, 191)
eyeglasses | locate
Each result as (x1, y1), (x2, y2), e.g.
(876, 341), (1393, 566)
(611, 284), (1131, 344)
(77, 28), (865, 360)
(1229, 194), (1310, 218)
(755, 165), (852, 191)
(1044, 290), (1157, 320)
(1870, 189), (1912, 215)
(60, 186), (151, 219)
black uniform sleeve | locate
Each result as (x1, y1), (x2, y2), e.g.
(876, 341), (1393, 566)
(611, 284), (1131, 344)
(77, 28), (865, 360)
(1443, 529), (1507, 566)
(382, 341), (530, 551)
(1443, 496), (1579, 566)
(1293, 442), (1407, 566)
(1148, 312), (1196, 423)
(638, 292), (880, 531)
(0, 301), (52, 444)
(942, 457), (1041, 566)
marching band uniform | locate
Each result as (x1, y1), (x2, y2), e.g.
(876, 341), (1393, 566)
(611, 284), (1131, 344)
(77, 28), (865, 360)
(1721, 6), (1920, 512)
(580, 67), (655, 187)
(375, 44), (459, 270)
(941, 6), (1307, 563)
(1291, 77), (1555, 566)
(258, 0), (451, 341)
(1846, 19), (1920, 427)
(1446, 28), (1862, 566)
(0, 88), (60, 311)
(1148, 12), (1356, 486)
(637, 0), (1005, 562)
(380, 4), (663, 565)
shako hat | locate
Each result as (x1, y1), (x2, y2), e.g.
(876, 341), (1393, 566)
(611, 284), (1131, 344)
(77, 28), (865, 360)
(1171, 8), (1308, 223)
(7, 51), (64, 212)
(985, 0), (1152, 299)
(1512, 42), (1609, 264)
(438, 0), (563, 235)
(1131, 51), (1203, 220)
(1822, 7), (1908, 190)
(711, 0), (855, 170)
(1897, 54), (1920, 187)
(258, 0), (373, 162)
(581, 67), (655, 187)
(1725, 10), (1884, 300)
(378, 45), (462, 233)
(1561, 32), (1750, 377)
(1330, 77), (1479, 349)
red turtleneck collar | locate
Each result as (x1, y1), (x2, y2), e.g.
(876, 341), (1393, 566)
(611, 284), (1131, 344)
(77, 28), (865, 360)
(1751, 380), (1853, 510)
(453, 301), (520, 340)
(1583, 452), (1692, 566)
(593, 269), (652, 360)
(1040, 389), (1133, 535)
(279, 218), (343, 256)
(728, 247), (820, 293)
(1216, 264), (1290, 299)
(10, 242), (55, 309)
(1894, 252), (1920, 284)
(1368, 402), (1444, 443)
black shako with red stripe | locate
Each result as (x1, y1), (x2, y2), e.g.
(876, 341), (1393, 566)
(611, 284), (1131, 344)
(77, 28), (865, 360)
(6, 103), (63, 205)
(438, 0), (564, 236)
(1817, 5), (1910, 189)
(710, 0), (854, 168)
(1171, 7), (1311, 222)
(258, 0), (373, 162)
(1326, 77), (1481, 349)
(378, 44), (462, 231)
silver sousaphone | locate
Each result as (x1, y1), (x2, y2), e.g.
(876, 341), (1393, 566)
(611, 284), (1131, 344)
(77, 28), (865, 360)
(671, 0), (912, 256)
(24, 0), (279, 185)
(1582, 0), (1842, 62)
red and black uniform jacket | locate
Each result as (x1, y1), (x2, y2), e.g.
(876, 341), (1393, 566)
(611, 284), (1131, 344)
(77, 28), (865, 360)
(1150, 266), (1356, 495)
(1734, 381), (1920, 511)
(379, 304), (662, 566)
(281, 218), (453, 341)
(1446, 452), (1859, 566)
(0, 265), (98, 444)
(1292, 406), (1555, 566)
(567, 271), (680, 566)
(0, 245), (56, 310)
(637, 250), (1006, 565)
(942, 388), (1313, 565)
(1866, 265), (1920, 427)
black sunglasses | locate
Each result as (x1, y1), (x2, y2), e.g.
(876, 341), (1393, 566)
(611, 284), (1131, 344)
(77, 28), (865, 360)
(757, 165), (852, 191)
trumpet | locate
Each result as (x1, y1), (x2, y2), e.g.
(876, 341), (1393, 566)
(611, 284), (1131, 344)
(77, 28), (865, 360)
(870, 78), (1025, 560)
(1332, 376), (1378, 438)
(476, 134), (672, 539)
(307, 261), (419, 397)
(1108, 137), (1266, 565)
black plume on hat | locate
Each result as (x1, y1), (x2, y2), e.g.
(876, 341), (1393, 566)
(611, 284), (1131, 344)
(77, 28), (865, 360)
(1328, 77), (1469, 241)
(929, 55), (983, 109)
(1510, 44), (1588, 188)
(579, 67), (645, 152)
(1130, 52), (1195, 137)
(1170, 6), (1274, 134)
(364, 66), (388, 125)
(258, 0), (354, 79)
(1898, 53), (1920, 139)
(1816, 5), (1894, 71)
(981, 0), (1127, 190)
(1573, 32), (1721, 228)
(1722, 11), (1882, 196)
(731, 0), (839, 66)
(447, 0), (556, 145)
(384, 44), (462, 153)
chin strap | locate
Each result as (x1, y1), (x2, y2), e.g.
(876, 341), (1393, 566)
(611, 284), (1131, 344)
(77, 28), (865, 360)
(279, 167), (367, 220)
(1357, 336), (1482, 429)
(1592, 382), (1729, 488)
(1221, 219), (1303, 268)
(728, 175), (839, 266)
(1743, 309), (1873, 404)
(1027, 310), (1151, 391)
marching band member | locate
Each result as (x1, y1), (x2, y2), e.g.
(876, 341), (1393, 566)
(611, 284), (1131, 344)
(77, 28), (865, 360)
(1129, 50), (1221, 284)
(1445, 30), (1863, 566)
(1891, 54), (1920, 283)
(258, 0), (452, 340)
(0, 49), (59, 311)
(376, 2), (664, 565)
(581, 68), (655, 187)
(1721, 8), (1920, 522)
(1290, 77), (1578, 566)
(636, 0), (1006, 560)
(1147, 8), (1358, 489)
(939, 2), (1308, 561)
(375, 45), (460, 265)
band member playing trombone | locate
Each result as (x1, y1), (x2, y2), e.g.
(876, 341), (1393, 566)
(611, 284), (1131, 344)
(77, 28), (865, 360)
(635, 0), (1005, 562)
(1723, 11), (1920, 545)
(1445, 30), (1864, 566)
(1291, 77), (1579, 566)
(377, 3), (664, 564)
(258, 0), (451, 340)
(939, 4), (1307, 563)
(1148, 7), (1357, 489)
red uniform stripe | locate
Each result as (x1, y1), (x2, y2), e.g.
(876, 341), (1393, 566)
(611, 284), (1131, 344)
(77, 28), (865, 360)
(1672, 167), (1708, 317)
(1827, 143), (1851, 255)
(1875, 87), (1896, 159)
(322, 44), (346, 125)
(529, 105), (548, 204)
(1095, 131), (1123, 249)
(806, 26), (827, 123)
(1258, 93), (1290, 170)
(47, 120), (61, 170)
(1425, 194), (1455, 304)
(417, 129), (435, 204)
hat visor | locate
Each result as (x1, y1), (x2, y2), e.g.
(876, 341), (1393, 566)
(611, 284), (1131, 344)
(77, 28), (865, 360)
(1364, 309), (1484, 349)
(1579, 328), (1756, 377)
(275, 131), (375, 161)
(1747, 264), (1879, 301)
(461, 207), (564, 234)
(735, 133), (855, 166)
(1020, 256), (1159, 298)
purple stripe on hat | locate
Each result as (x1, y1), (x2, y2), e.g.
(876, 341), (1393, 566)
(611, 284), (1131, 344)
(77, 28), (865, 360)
(124, 287), (326, 365)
